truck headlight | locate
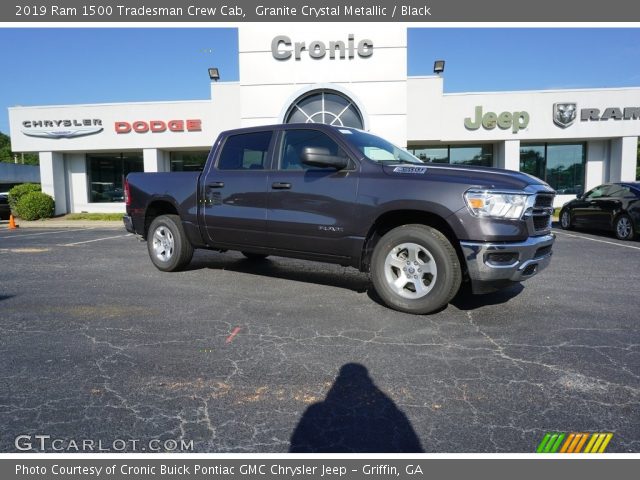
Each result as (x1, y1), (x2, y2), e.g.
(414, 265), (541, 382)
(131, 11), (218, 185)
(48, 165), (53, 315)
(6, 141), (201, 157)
(464, 190), (530, 219)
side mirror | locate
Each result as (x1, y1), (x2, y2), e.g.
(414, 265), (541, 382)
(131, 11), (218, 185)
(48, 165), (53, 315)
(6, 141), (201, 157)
(301, 147), (348, 170)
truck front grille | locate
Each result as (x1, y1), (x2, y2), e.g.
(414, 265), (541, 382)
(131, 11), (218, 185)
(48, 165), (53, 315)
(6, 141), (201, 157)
(533, 214), (551, 231)
(534, 194), (554, 208)
(528, 193), (555, 234)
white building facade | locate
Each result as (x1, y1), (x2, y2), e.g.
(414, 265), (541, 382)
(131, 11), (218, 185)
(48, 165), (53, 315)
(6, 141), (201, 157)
(8, 25), (639, 214)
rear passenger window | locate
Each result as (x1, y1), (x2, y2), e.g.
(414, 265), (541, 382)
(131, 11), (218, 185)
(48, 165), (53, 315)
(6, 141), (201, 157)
(607, 185), (632, 198)
(217, 131), (272, 170)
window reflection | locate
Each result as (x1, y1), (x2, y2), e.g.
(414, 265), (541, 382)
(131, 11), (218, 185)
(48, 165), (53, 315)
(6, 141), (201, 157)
(450, 145), (493, 166)
(408, 145), (493, 167)
(170, 151), (210, 172)
(411, 147), (448, 163)
(520, 143), (585, 194)
(87, 152), (143, 203)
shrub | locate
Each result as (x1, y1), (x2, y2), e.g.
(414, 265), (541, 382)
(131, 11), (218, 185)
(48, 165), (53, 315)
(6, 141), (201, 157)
(15, 191), (55, 220)
(8, 183), (41, 212)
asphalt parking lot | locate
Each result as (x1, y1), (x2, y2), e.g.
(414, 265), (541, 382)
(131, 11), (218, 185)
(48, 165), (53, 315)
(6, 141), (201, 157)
(0, 225), (638, 452)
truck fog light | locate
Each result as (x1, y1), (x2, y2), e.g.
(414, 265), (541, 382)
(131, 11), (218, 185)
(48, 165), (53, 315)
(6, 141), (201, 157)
(485, 252), (519, 266)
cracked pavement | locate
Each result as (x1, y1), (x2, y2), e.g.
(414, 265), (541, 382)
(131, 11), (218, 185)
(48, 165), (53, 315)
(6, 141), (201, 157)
(0, 227), (638, 452)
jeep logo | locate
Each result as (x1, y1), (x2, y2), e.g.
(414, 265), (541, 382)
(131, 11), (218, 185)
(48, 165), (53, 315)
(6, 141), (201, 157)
(271, 34), (373, 60)
(464, 106), (530, 134)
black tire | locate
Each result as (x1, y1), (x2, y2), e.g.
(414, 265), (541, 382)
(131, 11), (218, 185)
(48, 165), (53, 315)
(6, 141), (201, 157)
(613, 214), (635, 241)
(370, 224), (462, 314)
(147, 214), (194, 271)
(241, 251), (269, 260)
(559, 209), (573, 230)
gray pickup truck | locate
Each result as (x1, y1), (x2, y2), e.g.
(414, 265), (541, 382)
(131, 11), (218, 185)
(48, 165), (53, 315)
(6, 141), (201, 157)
(124, 124), (555, 314)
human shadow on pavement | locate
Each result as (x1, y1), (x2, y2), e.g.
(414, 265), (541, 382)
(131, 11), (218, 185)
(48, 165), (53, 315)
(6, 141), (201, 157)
(289, 363), (424, 452)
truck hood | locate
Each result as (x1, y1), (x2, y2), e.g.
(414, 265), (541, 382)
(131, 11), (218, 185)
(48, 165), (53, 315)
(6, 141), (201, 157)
(382, 163), (553, 193)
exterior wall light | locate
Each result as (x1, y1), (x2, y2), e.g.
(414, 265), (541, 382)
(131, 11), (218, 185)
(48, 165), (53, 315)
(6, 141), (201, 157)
(433, 60), (445, 75)
(208, 68), (220, 81)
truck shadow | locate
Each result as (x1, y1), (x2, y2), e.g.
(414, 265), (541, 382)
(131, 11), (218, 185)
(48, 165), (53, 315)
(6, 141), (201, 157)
(289, 363), (424, 452)
(185, 251), (371, 293)
(450, 283), (524, 311)
(187, 252), (525, 312)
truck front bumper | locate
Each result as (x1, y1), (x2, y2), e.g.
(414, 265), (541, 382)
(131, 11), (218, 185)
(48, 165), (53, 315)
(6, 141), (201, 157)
(460, 234), (555, 294)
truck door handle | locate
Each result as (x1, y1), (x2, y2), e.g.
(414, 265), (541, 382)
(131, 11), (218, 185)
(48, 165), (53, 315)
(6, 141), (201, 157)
(207, 182), (224, 188)
(271, 182), (291, 190)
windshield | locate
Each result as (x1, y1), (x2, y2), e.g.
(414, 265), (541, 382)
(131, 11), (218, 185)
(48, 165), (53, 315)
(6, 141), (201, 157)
(338, 129), (423, 165)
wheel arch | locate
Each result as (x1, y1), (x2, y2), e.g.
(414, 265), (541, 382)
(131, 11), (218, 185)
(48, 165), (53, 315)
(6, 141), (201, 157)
(143, 199), (179, 239)
(613, 211), (636, 238)
(360, 209), (464, 274)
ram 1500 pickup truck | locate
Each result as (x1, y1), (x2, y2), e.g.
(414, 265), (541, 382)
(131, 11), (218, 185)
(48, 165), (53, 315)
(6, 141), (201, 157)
(124, 124), (555, 314)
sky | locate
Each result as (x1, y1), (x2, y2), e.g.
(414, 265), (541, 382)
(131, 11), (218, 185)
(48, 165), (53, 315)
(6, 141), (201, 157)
(2, 27), (640, 135)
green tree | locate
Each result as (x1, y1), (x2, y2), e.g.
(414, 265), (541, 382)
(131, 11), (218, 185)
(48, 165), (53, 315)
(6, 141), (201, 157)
(0, 131), (39, 165)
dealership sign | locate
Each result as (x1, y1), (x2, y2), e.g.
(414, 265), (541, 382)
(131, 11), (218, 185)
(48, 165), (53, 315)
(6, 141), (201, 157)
(271, 34), (373, 60)
(554, 103), (640, 127)
(464, 106), (530, 133)
(21, 119), (103, 139)
(115, 119), (202, 134)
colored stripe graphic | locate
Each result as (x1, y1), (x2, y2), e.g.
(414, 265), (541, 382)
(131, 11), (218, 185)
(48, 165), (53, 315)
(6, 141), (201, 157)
(584, 433), (599, 453)
(574, 433), (590, 453)
(559, 433), (575, 453)
(536, 433), (552, 453)
(537, 432), (613, 453)
(597, 433), (613, 453)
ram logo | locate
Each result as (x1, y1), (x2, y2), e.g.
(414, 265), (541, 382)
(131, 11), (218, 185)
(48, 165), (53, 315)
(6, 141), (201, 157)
(553, 103), (577, 128)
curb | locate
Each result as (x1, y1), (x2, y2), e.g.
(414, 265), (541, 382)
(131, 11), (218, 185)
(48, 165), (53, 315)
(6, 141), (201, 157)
(0, 220), (124, 229)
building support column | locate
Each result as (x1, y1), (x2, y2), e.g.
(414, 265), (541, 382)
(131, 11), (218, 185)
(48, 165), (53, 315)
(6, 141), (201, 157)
(143, 148), (169, 172)
(610, 136), (638, 182)
(496, 140), (520, 171)
(585, 140), (608, 192)
(39, 151), (67, 216)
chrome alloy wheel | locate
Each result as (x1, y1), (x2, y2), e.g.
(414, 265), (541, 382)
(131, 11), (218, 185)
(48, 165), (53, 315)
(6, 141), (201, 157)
(616, 216), (632, 239)
(152, 226), (174, 262)
(561, 210), (571, 229)
(383, 242), (438, 299)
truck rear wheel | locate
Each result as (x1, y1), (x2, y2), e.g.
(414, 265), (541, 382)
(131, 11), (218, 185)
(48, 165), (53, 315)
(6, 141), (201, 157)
(370, 224), (461, 314)
(147, 214), (194, 272)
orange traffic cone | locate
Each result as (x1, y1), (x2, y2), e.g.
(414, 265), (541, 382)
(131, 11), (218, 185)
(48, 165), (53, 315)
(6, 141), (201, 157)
(8, 214), (18, 229)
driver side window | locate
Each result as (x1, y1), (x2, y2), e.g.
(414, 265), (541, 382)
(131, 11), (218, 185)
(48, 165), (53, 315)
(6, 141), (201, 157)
(279, 130), (347, 171)
(584, 185), (607, 200)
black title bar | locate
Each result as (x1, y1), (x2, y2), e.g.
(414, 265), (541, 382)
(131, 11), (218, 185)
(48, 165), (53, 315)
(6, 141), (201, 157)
(3, 0), (640, 22)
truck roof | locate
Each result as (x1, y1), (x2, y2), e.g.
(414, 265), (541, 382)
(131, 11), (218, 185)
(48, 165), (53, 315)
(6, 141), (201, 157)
(219, 123), (357, 137)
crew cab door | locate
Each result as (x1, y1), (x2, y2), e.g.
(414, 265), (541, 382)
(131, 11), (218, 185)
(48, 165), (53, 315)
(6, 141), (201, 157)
(266, 128), (359, 257)
(201, 130), (274, 246)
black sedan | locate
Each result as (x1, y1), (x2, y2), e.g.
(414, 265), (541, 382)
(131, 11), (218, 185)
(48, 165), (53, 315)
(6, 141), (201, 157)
(0, 192), (10, 220)
(559, 182), (640, 240)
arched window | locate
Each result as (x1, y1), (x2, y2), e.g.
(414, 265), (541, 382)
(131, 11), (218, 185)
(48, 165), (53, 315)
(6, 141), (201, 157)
(284, 90), (364, 129)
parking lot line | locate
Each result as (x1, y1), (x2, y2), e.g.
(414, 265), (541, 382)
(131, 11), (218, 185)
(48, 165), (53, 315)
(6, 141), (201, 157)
(59, 234), (132, 246)
(554, 230), (640, 251)
(0, 228), (92, 239)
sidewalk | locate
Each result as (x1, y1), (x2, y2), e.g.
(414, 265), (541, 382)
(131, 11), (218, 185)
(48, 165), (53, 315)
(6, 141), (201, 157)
(0, 217), (124, 229)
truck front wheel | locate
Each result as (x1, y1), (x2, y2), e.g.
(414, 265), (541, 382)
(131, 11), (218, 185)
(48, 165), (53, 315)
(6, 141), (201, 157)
(147, 214), (194, 272)
(370, 224), (462, 314)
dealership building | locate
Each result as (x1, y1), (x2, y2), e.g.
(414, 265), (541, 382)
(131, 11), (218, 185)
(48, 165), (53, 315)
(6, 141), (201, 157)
(8, 25), (639, 214)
